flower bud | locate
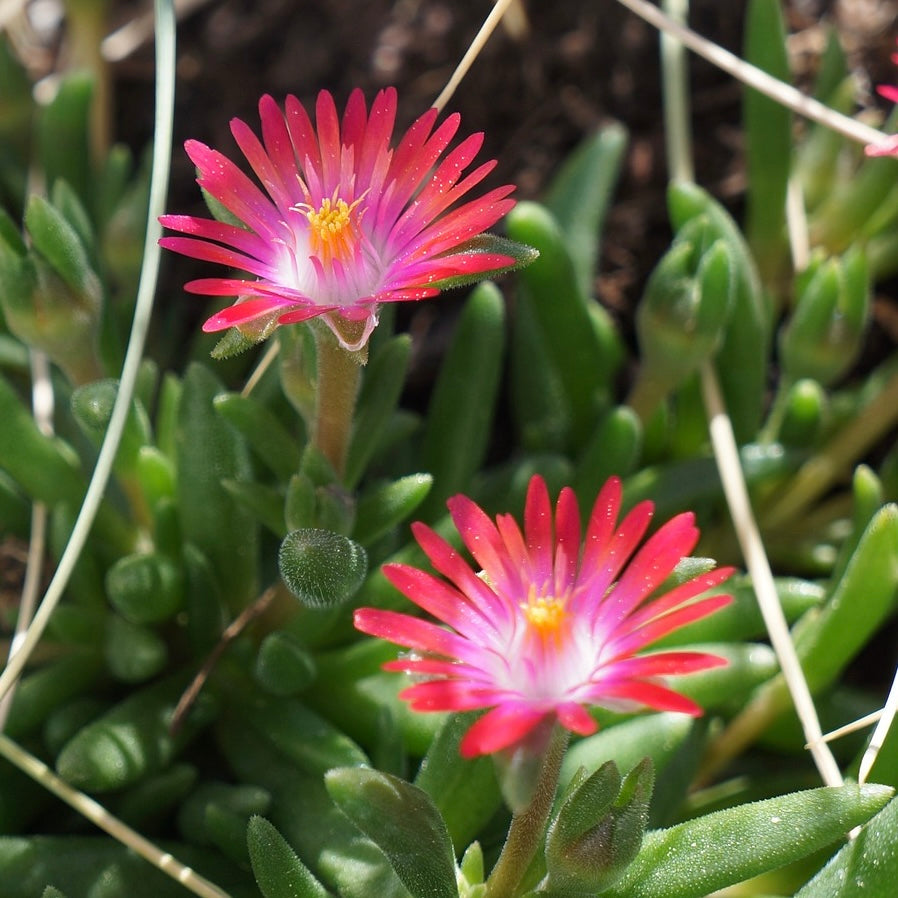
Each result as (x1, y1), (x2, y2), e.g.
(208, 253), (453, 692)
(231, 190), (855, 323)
(545, 758), (653, 893)
(0, 197), (103, 384)
(631, 221), (734, 420)
(780, 248), (869, 385)
(778, 378), (826, 447)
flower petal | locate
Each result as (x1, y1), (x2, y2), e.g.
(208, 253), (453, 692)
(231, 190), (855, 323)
(162, 89), (518, 351)
(459, 704), (551, 757)
(353, 473), (733, 757)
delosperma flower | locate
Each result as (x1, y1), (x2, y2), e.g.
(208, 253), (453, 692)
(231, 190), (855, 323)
(160, 88), (526, 350)
(354, 475), (734, 758)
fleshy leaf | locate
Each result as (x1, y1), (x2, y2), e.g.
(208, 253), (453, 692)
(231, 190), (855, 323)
(602, 783), (893, 898)
(418, 281), (505, 519)
(414, 712), (502, 850)
(353, 473), (433, 546)
(545, 122), (628, 297)
(279, 528), (367, 607)
(247, 815), (331, 898)
(325, 767), (458, 898)
(794, 795), (898, 896)
(177, 363), (259, 609)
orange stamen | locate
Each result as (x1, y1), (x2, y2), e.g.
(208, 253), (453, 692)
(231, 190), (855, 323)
(296, 191), (365, 267)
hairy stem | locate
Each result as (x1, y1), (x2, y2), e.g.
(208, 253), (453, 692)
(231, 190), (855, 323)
(486, 727), (569, 898)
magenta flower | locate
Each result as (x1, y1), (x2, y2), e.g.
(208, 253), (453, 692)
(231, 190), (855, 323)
(866, 42), (898, 158)
(160, 88), (526, 350)
(354, 476), (734, 758)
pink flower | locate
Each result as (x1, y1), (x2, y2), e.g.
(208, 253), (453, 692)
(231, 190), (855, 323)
(866, 44), (898, 158)
(354, 475), (734, 758)
(160, 88), (523, 350)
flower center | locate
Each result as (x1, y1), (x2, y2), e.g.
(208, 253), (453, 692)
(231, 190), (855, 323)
(300, 194), (364, 267)
(521, 589), (568, 642)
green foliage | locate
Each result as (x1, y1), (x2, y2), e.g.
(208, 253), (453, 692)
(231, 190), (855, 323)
(325, 767), (458, 898)
(743, 0), (792, 289)
(0, 837), (249, 898)
(545, 760), (653, 894)
(254, 631), (318, 696)
(418, 281), (506, 519)
(247, 816), (331, 898)
(54, 674), (216, 792)
(544, 123), (629, 298)
(507, 201), (623, 450)
(631, 228), (734, 420)
(414, 713), (503, 851)
(604, 784), (893, 898)
(278, 528), (368, 608)
(668, 182), (770, 443)
(176, 362), (259, 608)
(2, 10), (898, 898)
(795, 795), (898, 897)
(780, 248), (869, 385)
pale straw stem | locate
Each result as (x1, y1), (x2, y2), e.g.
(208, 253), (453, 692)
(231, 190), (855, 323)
(660, 0), (694, 184)
(786, 175), (811, 271)
(241, 338), (281, 398)
(614, 0), (890, 148)
(0, 734), (232, 898)
(0, 0), (175, 703)
(0, 0), (25, 30)
(701, 362), (842, 786)
(433, 0), (519, 112)
(0, 352), (52, 731)
(859, 668), (898, 784)
(814, 709), (881, 747)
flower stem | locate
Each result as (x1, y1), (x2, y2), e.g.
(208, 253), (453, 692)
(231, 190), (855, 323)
(485, 726), (569, 898)
(311, 321), (365, 479)
(626, 369), (670, 427)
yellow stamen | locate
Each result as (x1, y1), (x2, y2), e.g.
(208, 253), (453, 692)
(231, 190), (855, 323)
(305, 197), (354, 265)
(296, 192), (365, 267)
(521, 590), (568, 640)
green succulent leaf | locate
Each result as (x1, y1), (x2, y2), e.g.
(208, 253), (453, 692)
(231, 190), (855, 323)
(602, 783), (893, 898)
(545, 122), (628, 297)
(418, 281), (505, 519)
(247, 815), (331, 898)
(278, 528), (368, 607)
(795, 795), (898, 896)
(325, 767), (458, 898)
(414, 712), (502, 851)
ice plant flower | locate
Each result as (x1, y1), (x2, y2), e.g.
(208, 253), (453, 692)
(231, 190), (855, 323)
(160, 88), (527, 350)
(866, 41), (898, 158)
(354, 475), (734, 757)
